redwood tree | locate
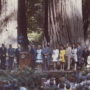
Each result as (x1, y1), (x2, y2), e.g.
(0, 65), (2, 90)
(46, 0), (84, 47)
(44, 0), (50, 43)
(82, 0), (90, 45)
(18, 0), (29, 49)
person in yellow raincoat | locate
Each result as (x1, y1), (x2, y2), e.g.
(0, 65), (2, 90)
(59, 46), (66, 71)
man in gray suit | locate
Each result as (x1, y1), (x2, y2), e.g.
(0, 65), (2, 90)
(42, 44), (52, 70)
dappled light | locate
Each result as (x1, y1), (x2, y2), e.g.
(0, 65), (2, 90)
(28, 31), (43, 43)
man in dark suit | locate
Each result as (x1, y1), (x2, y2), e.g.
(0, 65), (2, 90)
(8, 44), (15, 70)
(15, 45), (21, 67)
(0, 44), (7, 70)
(30, 45), (37, 69)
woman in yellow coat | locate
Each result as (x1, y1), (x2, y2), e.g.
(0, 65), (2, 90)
(59, 46), (66, 71)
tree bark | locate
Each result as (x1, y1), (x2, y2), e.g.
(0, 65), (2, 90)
(0, 0), (18, 48)
(48, 0), (84, 47)
(44, 0), (50, 44)
(82, 0), (90, 45)
(0, 0), (1, 14)
(18, 0), (29, 49)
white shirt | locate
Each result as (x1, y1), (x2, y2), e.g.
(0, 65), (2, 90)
(66, 47), (72, 56)
(71, 48), (78, 62)
(36, 49), (42, 60)
(19, 87), (27, 90)
(87, 56), (90, 64)
(52, 49), (59, 61)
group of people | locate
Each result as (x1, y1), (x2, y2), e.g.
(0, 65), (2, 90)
(30, 43), (90, 71)
(41, 72), (90, 90)
(0, 42), (90, 71)
(0, 81), (27, 90)
(0, 44), (20, 70)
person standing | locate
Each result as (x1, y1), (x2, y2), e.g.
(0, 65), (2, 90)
(59, 46), (66, 71)
(66, 44), (72, 70)
(7, 44), (15, 70)
(77, 43), (83, 67)
(36, 45), (43, 70)
(71, 44), (78, 71)
(15, 45), (21, 67)
(52, 47), (59, 70)
(82, 47), (89, 66)
(87, 52), (90, 68)
(0, 44), (7, 70)
(30, 45), (37, 69)
(42, 44), (52, 70)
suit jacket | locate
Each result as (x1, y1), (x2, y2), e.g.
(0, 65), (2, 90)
(0, 47), (7, 57)
(8, 48), (15, 57)
(30, 47), (37, 60)
(15, 48), (21, 58)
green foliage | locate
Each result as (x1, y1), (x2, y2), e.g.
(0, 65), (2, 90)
(0, 68), (47, 89)
(26, 0), (44, 32)
(28, 31), (43, 43)
(26, 0), (44, 43)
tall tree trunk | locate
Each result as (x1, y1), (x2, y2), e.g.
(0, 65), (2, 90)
(82, 0), (90, 45)
(48, 0), (84, 47)
(0, 0), (18, 48)
(0, 0), (1, 14)
(18, 0), (29, 49)
(44, 0), (50, 44)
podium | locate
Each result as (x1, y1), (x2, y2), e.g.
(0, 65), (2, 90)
(19, 51), (31, 69)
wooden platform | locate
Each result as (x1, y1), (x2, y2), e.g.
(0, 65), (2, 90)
(34, 70), (78, 78)
(42, 70), (73, 73)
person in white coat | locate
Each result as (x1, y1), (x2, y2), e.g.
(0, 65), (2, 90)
(52, 47), (59, 70)
(87, 52), (90, 68)
(66, 44), (72, 70)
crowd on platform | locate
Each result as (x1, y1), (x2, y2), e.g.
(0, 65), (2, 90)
(0, 43), (90, 90)
(30, 43), (90, 71)
(0, 42), (90, 71)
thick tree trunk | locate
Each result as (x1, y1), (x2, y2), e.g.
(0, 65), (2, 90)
(18, 0), (29, 49)
(0, 0), (18, 48)
(48, 0), (84, 47)
(82, 0), (90, 45)
(44, 0), (50, 44)
(0, 0), (1, 14)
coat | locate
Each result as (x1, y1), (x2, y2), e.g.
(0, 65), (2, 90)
(8, 48), (15, 57)
(0, 47), (7, 57)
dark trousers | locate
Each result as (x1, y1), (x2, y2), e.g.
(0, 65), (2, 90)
(16, 56), (20, 67)
(44, 59), (48, 70)
(31, 54), (36, 69)
(1, 56), (6, 70)
(43, 56), (50, 70)
(8, 57), (14, 70)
